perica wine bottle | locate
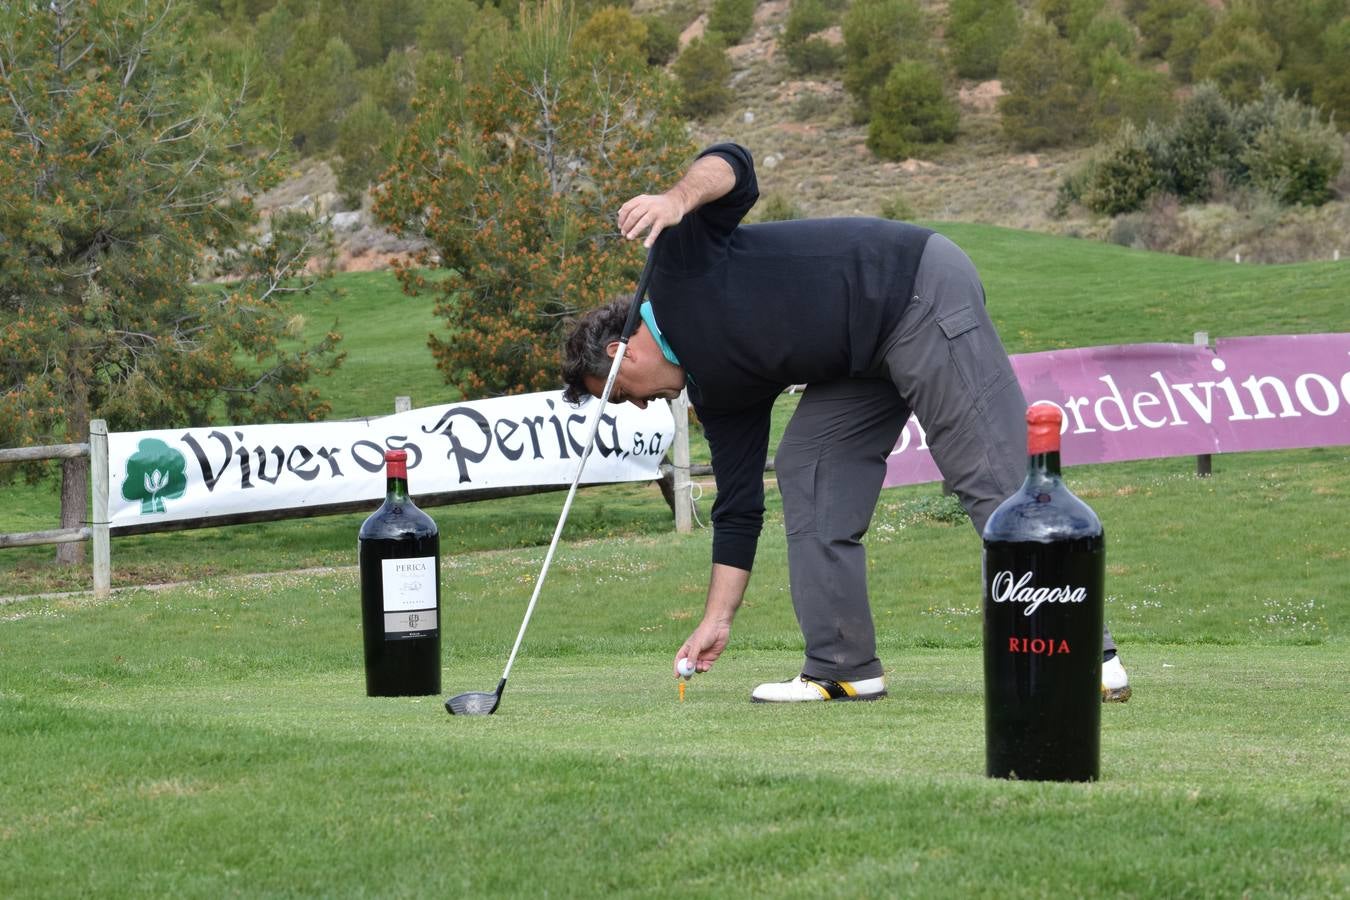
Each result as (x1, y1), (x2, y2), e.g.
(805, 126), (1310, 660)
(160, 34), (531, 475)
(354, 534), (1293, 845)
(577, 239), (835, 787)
(981, 404), (1104, 781)
(358, 449), (441, 696)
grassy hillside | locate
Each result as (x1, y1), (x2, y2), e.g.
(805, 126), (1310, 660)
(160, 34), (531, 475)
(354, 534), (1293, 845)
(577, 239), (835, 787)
(296, 223), (1348, 421)
(295, 271), (447, 419)
(937, 222), (1348, 352)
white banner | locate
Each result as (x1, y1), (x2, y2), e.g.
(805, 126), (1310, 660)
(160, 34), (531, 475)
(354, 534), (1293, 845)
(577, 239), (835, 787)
(107, 391), (674, 530)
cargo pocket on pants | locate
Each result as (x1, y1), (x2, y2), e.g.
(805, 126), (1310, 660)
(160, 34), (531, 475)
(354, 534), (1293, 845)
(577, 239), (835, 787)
(938, 305), (1008, 403)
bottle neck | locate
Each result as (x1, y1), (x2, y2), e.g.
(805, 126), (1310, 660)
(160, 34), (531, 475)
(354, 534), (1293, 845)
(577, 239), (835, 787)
(1027, 450), (1062, 481)
(1026, 412), (1062, 481)
(386, 476), (409, 503)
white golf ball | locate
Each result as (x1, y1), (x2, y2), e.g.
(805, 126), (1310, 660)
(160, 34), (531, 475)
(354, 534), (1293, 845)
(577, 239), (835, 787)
(677, 657), (696, 678)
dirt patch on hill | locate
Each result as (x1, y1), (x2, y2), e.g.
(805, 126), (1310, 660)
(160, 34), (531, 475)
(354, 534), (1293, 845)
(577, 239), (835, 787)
(958, 80), (1004, 113)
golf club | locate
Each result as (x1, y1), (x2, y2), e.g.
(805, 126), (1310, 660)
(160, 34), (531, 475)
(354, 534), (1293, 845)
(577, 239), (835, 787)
(446, 248), (658, 716)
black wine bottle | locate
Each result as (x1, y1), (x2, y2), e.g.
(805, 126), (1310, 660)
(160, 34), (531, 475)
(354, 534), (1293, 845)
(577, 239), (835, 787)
(982, 404), (1104, 781)
(358, 449), (441, 696)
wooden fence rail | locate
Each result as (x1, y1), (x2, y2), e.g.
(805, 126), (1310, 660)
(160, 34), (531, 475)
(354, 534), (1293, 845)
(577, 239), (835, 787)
(0, 420), (110, 597)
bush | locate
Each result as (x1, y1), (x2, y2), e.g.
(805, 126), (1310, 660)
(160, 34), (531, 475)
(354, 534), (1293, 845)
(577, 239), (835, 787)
(753, 193), (806, 222)
(786, 36), (843, 74)
(1067, 79), (1343, 223)
(574, 7), (649, 70)
(1312, 19), (1350, 125)
(279, 33), (361, 153)
(1033, 0), (1106, 42)
(1075, 9), (1136, 61)
(997, 18), (1089, 150)
(879, 193), (916, 221)
(842, 0), (931, 121)
(708, 0), (756, 44)
(413, 0), (486, 57)
(642, 16), (680, 66)
(1161, 7), (1211, 84)
(1249, 0), (1344, 109)
(335, 94), (396, 206)
(1106, 193), (1185, 252)
(866, 60), (959, 160)
(1194, 16), (1280, 104)
(1133, 0), (1213, 82)
(783, 0), (843, 74)
(791, 91), (836, 121)
(784, 0), (831, 42)
(945, 0), (1019, 81)
(1079, 122), (1164, 215)
(673, 36), (733, 118)
(1087, 48), (1175, 139)
(1240, 93), (1344, 206)
(1159, 83), (1242, 201)
(1052, 164), (1092, 218)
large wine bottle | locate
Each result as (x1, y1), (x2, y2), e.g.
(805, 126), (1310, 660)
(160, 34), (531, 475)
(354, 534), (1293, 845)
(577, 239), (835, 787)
(358, 449), (441, 696)
(982, 404), (1104, 781)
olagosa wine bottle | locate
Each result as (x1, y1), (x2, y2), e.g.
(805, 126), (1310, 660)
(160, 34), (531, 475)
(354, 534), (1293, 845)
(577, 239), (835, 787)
(982, 404), (1104, 781)
(358, 449), (441, 696)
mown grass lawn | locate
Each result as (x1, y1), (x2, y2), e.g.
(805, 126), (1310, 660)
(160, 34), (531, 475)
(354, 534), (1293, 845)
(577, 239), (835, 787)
(3, 444), (1347, 896)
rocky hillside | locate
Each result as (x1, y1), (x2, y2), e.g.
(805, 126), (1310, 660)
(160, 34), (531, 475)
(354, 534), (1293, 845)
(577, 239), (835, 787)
(264, 0), (1349, 269)
(675, 0), (1075, 226)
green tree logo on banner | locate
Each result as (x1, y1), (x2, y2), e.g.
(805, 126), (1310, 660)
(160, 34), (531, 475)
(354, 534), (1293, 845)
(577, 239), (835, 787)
(122, 440), (189, 515)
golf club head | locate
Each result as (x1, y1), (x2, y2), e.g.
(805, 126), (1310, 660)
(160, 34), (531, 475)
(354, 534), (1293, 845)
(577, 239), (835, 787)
(445, 678), (506, 716)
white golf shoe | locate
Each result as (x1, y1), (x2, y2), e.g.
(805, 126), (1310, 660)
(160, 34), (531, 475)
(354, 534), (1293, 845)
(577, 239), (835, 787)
(751, 674), (887, 703)
(1101, 655), (1131, 703)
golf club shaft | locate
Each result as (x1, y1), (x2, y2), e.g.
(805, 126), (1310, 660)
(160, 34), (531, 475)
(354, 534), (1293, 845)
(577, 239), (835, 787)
(496, 250), (655, 685)
(497, 341), (628, 684)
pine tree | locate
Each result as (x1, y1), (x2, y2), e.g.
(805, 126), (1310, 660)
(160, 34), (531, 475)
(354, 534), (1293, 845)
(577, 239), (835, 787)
(0, 0), (342, 564)
(842, 0), (931, 122)
(946, 0), (1020, 80)
(374, 0), (692, 398)
(997, 18), (1090, 149)
(674, 36), (734, 118)
(1193, 2), (1281, 104)
(783, 0), (843, 75)
(867, 61), (959, 160)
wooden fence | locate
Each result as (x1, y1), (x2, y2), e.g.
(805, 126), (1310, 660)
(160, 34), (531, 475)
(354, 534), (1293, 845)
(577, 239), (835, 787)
(0, 420), (111, 598)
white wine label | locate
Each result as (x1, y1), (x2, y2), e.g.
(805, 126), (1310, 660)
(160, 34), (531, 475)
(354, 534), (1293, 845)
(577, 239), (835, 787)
(380, 556), (437, 612)
(383, 609), (438, 638)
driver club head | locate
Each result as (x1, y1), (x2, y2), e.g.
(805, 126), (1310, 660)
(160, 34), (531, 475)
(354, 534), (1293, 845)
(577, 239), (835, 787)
(445, 678), (506, 716)
(445, 692), (498, 716)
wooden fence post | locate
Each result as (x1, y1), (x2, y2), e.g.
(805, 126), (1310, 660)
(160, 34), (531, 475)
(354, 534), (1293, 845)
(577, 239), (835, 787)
(90, 419), (111, 598)
(1194, 332), (1212, 477)
(670, 389), (693, 533)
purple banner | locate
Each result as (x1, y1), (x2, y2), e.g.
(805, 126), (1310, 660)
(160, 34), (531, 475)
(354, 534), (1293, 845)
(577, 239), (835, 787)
(884, 333), (1350, 487)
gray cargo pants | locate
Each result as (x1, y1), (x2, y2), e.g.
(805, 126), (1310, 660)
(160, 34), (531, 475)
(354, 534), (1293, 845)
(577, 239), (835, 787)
(774, 234), (1115, 681)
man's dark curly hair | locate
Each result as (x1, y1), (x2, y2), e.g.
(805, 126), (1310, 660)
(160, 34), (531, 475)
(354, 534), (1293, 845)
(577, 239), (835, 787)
(561, 295), (633, 405)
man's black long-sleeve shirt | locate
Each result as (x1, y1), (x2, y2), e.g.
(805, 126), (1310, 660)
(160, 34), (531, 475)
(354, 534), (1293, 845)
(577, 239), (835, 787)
(650, 143), (934, 570)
